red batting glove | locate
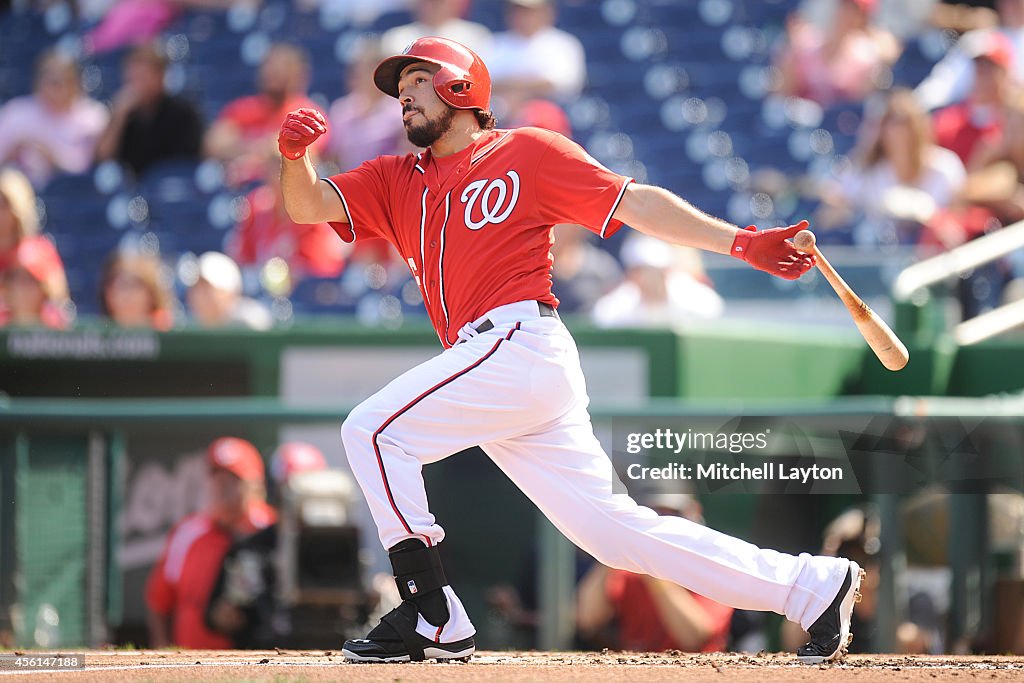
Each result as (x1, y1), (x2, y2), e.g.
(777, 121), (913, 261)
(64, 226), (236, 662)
(278, 108), (327, 160)
(730, 219), (816, 280)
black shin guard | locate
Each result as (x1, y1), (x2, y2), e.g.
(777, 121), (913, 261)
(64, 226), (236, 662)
(388, 539), (450, 627)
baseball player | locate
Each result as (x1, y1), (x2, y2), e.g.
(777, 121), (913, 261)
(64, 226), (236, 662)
(278, 37), (864, 665)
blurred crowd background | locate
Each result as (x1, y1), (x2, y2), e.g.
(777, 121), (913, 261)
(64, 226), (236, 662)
(4, 0), (1024, 333)
(3, 0), (1024, 660)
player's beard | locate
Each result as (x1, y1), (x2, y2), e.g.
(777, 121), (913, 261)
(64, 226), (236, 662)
(405, 106), (456, 148)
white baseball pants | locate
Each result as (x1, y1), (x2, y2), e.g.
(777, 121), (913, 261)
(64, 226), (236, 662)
(341, 300), (850, 643)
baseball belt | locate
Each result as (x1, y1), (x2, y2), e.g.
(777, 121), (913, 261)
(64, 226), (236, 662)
(474, 301), (558, 335)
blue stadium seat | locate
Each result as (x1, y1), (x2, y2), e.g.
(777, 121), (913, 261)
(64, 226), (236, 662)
(370, 10), (415, 33)
(731, 0), (799, 25)
(289, 277), (357, 316)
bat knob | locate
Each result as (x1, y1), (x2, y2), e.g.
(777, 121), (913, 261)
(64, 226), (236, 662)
(793, 229), (816, 252)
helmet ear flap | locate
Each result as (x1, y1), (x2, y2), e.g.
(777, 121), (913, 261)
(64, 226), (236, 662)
(432, 65), (467, 108)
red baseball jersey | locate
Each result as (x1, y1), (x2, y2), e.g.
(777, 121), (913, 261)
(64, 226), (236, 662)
(323, 127), (632, 347)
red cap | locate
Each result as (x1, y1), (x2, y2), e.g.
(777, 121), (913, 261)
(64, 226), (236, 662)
(9, 236), (66, 299)
(974, 31), (1014, 70)
(846, 0), (877, 13)
(515, 99), (572, 137)
(207, 437), (265, 483)
(270, 441), (327, 484)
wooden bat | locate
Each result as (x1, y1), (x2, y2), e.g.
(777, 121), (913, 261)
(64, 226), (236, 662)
(793, 230), (909, 371)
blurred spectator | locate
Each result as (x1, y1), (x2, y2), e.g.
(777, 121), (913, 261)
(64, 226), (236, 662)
(775, 0), (901, 106)
(486, 545), (598, 650)
(185, 251), (273, 330)
(0, 237), (70, 329)
(507, 98), (573, 136)
(145, 437), (276, 648)
(334, 236), (409, 310)
(99, 251), (175, 329)
(486, 0), (587, 117)
(85, 0), (241, 54)
(380, 0), (492, 56)
(576, 492), (733, 652)
(591, 233), (723, 328)
(0, 49), (108, 188)
(94, 42), (203, 178)
(267, 441), (327, 495)
(922, 38), (1016, 314)
(506, 90), (573, 135)
(0, 168), (40, 271)
(929, 0), (1000, 35)
(327, 37), (414, 170)
(962, 90), (1024, 224)
(781, 505), (939, 655)
(901, 487), (1024, 654)
(294, 0), (407, 27)
(227, 145), (347, 282)
(204, 43), (323, 186)
(549, 223), (622, 315)
(205, 442), (330, 648)
(800, 0), (995, 43)
(816, 88), (966, 246)
(916, 0), (1024, 112)
(932, 32), (1014, 166)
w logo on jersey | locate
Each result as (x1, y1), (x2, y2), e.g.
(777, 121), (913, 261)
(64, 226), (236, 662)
(460, 171), (520, 230)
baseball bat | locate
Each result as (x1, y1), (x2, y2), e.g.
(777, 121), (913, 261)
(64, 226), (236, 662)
(793, 230), (909, 371)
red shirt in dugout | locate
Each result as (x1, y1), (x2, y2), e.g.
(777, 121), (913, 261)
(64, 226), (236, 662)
(606, 569), (734, 653)
(324, 127), (632, 347)
(145, 503), (276, 649)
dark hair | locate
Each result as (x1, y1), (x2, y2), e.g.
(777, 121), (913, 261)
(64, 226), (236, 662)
(475, 109), (497, 130)
(267, 43), (312, 74)
(126, 42), (169, 72)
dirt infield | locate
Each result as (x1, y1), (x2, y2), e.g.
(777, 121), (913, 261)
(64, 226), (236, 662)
(2, 650), (1023, 682)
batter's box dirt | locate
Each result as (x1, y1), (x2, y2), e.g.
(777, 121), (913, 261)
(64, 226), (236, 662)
(5, 650), (1023, 682)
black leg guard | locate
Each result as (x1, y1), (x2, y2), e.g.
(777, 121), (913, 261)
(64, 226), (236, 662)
(389, 539), (449, 626)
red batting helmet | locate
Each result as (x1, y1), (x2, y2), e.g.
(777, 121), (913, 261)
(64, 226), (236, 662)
(373, 36), (491, 111)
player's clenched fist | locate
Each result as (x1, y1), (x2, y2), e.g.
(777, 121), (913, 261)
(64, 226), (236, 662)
(729, 219), (816, 280)
(278, 108), (327, 160)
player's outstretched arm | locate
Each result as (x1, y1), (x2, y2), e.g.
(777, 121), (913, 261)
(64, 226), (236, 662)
(613, 183), (814, 280)
(278, 108), (348, 225)
(614, 183), (738, 254)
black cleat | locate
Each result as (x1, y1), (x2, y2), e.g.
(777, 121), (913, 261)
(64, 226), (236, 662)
(796, 561), (865, 664)
(342, 601), (475, 663)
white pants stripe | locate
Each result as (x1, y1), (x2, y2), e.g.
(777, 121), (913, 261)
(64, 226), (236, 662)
(340, 301), (850, 641)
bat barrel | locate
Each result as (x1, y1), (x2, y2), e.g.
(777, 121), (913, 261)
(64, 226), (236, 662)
(813, 246), (909, 371)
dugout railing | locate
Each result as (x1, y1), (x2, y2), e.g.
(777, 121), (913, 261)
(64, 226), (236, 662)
(894, 219), (1024, 345)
